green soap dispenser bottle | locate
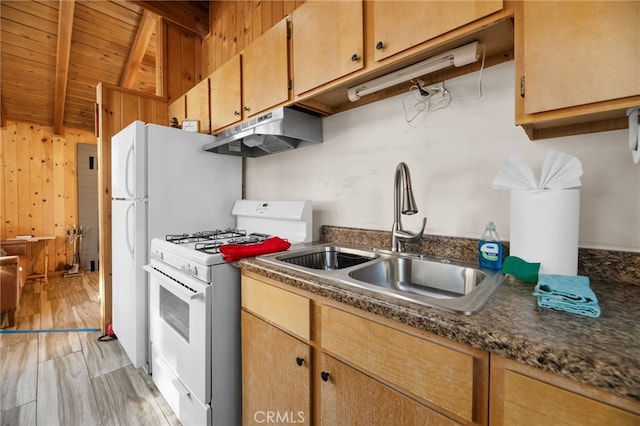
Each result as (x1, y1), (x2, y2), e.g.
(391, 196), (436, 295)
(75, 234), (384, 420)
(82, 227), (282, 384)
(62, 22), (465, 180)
(478, 221), (503, 270)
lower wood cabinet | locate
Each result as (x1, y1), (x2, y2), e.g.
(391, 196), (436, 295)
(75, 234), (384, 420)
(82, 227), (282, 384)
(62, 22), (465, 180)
(320, 304), (485, 424)
(489, 354), (640, 426)
(241, 310), (311, 425)
(241, 271), (640, 425)
(241, 272), (488, 425)
(319, 353), (458, 425)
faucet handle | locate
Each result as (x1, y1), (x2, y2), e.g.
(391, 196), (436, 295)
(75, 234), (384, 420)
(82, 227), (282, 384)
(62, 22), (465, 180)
(412, 217), (427, 241)
(395, 217), (426, 242)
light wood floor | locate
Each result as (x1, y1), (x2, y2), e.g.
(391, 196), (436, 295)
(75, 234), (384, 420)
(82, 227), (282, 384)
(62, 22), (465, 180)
(1, 272), (101, 331)
(1, 273), (180, 425)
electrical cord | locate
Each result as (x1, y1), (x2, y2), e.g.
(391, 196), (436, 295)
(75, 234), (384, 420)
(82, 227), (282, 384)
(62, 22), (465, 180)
(475, 44), (487, 99)
(402, 80), (451, 124)
(402, 43), (486, 124)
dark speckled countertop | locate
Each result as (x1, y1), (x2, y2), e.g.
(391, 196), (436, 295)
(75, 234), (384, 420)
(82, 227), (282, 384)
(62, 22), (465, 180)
(238, 226), (640, 402)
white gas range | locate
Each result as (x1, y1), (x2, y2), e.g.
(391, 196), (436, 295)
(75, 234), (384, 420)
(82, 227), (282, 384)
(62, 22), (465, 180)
(144, 200), (312, 426)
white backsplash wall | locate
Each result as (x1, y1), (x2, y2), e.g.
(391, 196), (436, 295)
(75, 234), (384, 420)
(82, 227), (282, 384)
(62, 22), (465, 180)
(246, 62), (640, 252)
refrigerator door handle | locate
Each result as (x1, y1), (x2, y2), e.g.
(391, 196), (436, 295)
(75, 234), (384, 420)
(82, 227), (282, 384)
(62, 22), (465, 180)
(124, 143), (135, 198)
(125, 202), (135, 258)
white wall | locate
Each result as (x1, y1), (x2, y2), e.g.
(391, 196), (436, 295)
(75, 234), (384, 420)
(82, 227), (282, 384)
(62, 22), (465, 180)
(246, 62), (640, 252)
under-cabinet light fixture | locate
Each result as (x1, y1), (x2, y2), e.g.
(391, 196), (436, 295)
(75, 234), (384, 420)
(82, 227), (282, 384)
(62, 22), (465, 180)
(347, 41), (481, 102)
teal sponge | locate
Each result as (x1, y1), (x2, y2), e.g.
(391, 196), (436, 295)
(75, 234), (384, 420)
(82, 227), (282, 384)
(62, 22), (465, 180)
(502, 256), (540, 283)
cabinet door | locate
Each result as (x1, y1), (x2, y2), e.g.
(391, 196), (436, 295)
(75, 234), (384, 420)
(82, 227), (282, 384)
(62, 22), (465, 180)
(242, 18), (289, 116)
(321, 305), (478, 422)
(372, 1), (502, 62)
(167, 95), (186, 126)
(490, 355), (640, 426)
(241, 311), (311, 425)
(522, 1), (640, 114)
(319, 354), (457, 425)
(292, 0), (363, 96)
(210, 54), (242, 132)
(185, 77), (210, 133)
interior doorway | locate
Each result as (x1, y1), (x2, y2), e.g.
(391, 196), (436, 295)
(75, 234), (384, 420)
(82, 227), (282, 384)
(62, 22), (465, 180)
(76, 143), (99, 272)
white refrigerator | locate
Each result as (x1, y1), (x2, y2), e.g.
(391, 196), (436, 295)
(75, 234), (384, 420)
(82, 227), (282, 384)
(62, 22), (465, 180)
(111, 120), (241, 370)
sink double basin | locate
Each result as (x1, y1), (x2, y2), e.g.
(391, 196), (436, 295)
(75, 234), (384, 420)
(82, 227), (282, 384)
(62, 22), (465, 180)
(258, 244), (505, 315)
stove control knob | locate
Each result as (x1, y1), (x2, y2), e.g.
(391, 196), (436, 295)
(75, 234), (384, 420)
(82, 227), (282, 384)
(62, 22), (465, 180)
(181, 263), (196, 276)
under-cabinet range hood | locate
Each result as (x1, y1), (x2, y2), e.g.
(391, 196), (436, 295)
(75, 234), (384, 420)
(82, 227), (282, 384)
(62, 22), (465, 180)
(203, 106), (322, 157)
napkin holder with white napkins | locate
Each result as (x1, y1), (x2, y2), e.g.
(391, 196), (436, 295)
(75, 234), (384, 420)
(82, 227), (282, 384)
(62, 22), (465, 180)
(493, 150), (583, 275)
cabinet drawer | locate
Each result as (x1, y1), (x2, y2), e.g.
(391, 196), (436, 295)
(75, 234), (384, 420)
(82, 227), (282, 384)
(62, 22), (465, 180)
(490, 355), (640, 426)
(501, 370), (639, 426)
(320, 354), (458, 426)
(242, 275), (310, 340)
(321, 305), (475, 422)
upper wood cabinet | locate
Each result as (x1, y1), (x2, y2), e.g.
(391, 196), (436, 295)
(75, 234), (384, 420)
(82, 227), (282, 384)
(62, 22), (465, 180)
(292, 0), (364, 96)
(372, 1), (503, 62)
(168, 78), (210, 134)
(210, 54), (242, 132)
(209, 18), (290, 133)
(242, 17), (290, 117)
(185, 77), (210, 134)
(515, 1), (640, 139)
(167, 95), (186, 125)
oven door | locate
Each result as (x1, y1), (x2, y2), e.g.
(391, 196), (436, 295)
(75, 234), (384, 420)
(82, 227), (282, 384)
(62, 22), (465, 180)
(145, 260), (211, 406)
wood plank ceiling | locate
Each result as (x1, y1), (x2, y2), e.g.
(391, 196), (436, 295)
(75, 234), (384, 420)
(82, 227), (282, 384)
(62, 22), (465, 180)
(1, 1), (208, 134)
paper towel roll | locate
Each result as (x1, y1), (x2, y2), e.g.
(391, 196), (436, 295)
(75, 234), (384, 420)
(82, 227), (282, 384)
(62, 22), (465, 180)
(510, 189), (580, 275)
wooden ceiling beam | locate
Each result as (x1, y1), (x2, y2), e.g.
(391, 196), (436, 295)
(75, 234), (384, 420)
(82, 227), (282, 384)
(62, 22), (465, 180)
(53, 0), (75, 135)
(120, 9), (159, 88)
(128, 1), (209, 36)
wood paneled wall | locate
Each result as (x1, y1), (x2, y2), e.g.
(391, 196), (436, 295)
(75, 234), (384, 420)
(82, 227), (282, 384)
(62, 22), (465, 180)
(0, 120), (96, 274)
(96, 82), (167, 331)
(202, 1), (305, 77)
(165, 21), (202, 104)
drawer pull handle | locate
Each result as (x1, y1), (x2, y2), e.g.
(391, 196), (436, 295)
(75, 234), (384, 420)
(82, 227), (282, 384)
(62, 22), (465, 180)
(320, 371), (330, 382)
(376, 41), (384, 50)
(296, 357), (304, 366)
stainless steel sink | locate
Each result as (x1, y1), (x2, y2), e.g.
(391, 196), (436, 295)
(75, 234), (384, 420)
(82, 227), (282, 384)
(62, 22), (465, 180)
(274, 245), (378, 271)
(348, 257), (485, 299)
(257, 243), (505, 315)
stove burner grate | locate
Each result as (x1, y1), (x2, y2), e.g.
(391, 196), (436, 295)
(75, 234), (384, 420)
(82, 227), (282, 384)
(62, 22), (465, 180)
(194, 241), (225, 254)
(166, 229), (247, 244)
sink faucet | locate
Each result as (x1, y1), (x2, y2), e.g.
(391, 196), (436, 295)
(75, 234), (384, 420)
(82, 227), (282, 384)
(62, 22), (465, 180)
(392, 162), (427, 252)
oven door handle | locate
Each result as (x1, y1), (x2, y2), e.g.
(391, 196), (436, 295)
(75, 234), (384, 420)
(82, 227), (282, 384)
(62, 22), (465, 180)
(143, 264), (207, 302)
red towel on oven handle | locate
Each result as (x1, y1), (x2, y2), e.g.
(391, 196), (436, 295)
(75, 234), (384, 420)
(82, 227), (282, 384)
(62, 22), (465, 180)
(219, 236), (291, 262)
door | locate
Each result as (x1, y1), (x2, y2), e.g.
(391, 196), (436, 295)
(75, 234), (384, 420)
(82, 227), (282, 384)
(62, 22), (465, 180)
(521, 1), (640, 114)
(292, 0), (363, 96)
(241, 311), (311, 425)
(111, 198), (148, 368)
(111, 120), (146, 199)
(242, 18), (290, 116)
(147, 260), (212, 404)
(319, 354), (456, 425)
(77, 144), (99, 271)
